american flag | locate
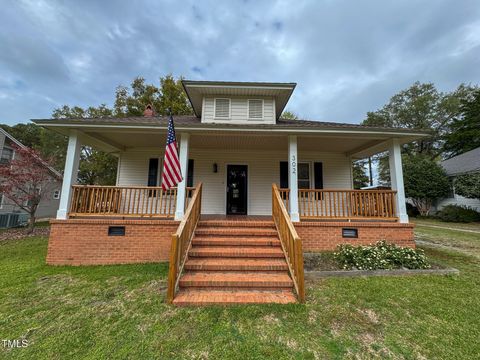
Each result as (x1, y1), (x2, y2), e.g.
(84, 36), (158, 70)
(161, 115), (182, 190)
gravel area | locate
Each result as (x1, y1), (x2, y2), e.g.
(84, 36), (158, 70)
(0, 226), (50, 242)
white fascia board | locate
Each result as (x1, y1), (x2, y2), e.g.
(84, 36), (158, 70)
(37, 123), (429, 138)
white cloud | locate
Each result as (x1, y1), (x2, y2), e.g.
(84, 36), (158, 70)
(0, 0), (479, 124)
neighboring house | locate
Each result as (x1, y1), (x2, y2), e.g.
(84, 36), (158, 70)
(0, 128), (62, 225)
(433, 147), (480, 213)
(33, 80), (428, 305)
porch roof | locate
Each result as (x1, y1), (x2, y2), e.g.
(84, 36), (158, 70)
(32, 116), (430, 158)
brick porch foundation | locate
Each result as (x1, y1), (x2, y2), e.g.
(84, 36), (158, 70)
(296, 221), (415, 251)
(47, 219), (415, 266)
(47, 219), (179, 265)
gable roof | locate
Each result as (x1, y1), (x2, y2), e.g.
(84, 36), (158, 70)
(441, 147), (480, 176)
(0, 127), (62, 179)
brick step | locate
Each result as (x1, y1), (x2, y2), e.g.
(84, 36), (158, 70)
(195, 227), (278, 237)
(198, 220), (275, 228)
(179, 272), (294, 289)
(173, 289), (297, 306)
(188, 246), (285, 258)
(185, 258), (288, 271)
(192, 237), (281, 247)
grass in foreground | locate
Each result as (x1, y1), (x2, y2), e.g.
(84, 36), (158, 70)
(414, 220), (480, 258)
(1, 228), (480, 359)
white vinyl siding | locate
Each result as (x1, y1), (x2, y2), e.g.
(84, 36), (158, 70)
(203, 96), (275, 124)
(116, 148), (352, 215)
(248, 99), (263, 120)
(214, 98), (230, 119)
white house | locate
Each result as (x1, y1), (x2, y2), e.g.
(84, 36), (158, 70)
(34, 80), (428, 305)
(434, 147), (480, 212)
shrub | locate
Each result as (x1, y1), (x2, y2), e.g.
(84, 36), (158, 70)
(333, 241), (430, 270)
(403, 155), (451, 216)
(406, 203), (420, 217)
(436, 205), (480, 223)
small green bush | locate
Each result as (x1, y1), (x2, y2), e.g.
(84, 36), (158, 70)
(334, 241), (430, 270)
(436, 205), (480, 223)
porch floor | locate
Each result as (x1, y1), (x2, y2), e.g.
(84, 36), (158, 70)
(200, 215), (272, 222)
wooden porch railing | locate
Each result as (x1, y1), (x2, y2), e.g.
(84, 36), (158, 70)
(69, 185), (196, 218)
(167, 183), (203, 303)
(279, 188), (397, 220)
(272, 184), (305, 303)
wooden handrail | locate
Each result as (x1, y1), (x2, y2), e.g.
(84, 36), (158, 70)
(166, 183), (203, 303)
(272, 184), (305, 303)
(69, 185), (196, 218)
(279, 188), (398, 220)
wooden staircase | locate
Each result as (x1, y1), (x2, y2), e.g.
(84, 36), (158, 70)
(172, 220), (297, 306)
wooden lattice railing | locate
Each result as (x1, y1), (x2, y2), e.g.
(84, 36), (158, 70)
(167, 183), (203, 303)
(272, 184), (305, 303)
(69, 185), (196, 218)
(279, 188), (398, 220)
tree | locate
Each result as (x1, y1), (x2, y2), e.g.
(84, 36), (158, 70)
(403, 156), (451, 216)
(454, 172), (480, 200)
(51, 104), (117, 185)
(363, 82), (474, 158)
(352, 160), (369, 189)
(0, 145), (58, 232)
(0, 123), (68, 171)
(113, 75), (193, 116)
(362, 82), (476, 183)
(281, 110), (299, 120)
(51, 74), (192, 185)
(443, 89), (480, 158)
(78, 148), (117, 185)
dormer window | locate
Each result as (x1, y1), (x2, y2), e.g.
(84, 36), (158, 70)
(214, 98), (230, 119)
(248, 99), (263, 120)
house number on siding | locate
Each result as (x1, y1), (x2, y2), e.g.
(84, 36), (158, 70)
(291, 155), (296, 175)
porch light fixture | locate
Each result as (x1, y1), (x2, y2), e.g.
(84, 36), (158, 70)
(213, 163), (218, 173)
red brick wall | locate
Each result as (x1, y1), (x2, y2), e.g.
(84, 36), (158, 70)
(296, 221), (415, 251)
(47, 219), (179, 265)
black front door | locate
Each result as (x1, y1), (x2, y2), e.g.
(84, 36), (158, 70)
(226, 165), (248, 215)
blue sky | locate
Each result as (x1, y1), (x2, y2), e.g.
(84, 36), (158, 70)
(1, 0), (480, 125)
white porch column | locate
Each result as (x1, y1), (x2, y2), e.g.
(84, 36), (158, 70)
(175, 133), (190, 220)
(388, 139), (409, 223)
(288, 135), (300, 222)
(57, 130), (81, 219)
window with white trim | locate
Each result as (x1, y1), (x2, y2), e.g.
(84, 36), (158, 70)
(248, 99), (263, 119)
(214, 98), (230, 118)
(53, 190), (60, 199)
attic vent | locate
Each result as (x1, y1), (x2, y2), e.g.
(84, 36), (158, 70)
(248, 99), (263, 119)
(215, 98), (230, 118)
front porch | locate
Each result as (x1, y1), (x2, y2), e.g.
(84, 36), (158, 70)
(67, 184), (401, 222)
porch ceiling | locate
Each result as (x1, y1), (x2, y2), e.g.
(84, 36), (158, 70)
(75, 129), (401, 155)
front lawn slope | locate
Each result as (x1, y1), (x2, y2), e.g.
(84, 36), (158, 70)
(0, 234), (479, 359)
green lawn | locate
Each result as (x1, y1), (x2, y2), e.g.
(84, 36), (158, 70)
(1, 223), (480, 359)
(413, 218), (480, 258)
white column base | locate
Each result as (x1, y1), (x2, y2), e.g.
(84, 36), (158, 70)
(56, 209), (68, 220)
(290, 212), (300, 222)
(399, 214), (409, 223)
(174, 211), (184, 221)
